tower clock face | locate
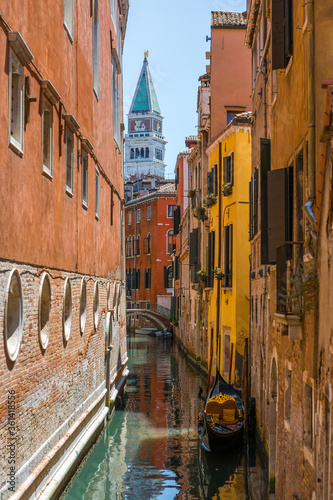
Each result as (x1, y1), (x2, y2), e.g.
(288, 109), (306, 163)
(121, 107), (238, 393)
(134, 120), (146, 131)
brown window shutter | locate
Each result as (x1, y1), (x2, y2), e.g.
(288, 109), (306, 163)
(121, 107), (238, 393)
(272, 0), (285, 70)
(260, 138), (271, 264)
(267, 168), (286, 263)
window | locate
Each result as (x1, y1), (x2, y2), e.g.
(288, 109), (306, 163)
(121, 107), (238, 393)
(304, 382), (313, 449)
(167, 229), (176, 254)
(140, 147), (144, 158)
(128, 211), (132, 225)
(95, 168), (100, 218)
(135, 148), (139, 158)
(65, 128), (74, 195)
(130, 148), (134, 159)
(93, 282), (99, 329)
(163, 265), (173, 289)
(144, 233), (151, 254)
(147, 206), (151, 220)
(227, 111), (240, 124)
(80, 278), (87, 334)
(128, 236), (132, 257)
(223, 153), (234, 186)
(167, 205), (175, 218)
(207, 164), (218, 196)
(145, 147), (149, 158)
(63, 278), (72, 341)
(5, 270), (23, 362)
(112, 58), (121, 147)
(155, 148), (163, 160)
(272, 0), (293, 70)
(9, 50), (24, 155)
(135, 235), (141, 256)
(145, 268), (151, 289)
(285, 366), (292, 421)
(42, 100), (53, 176)
(82, 150), (88, 208)
(63, 0), (74, 41)
(136, 209), (141, 223)
(224, 224), (233, 287)
(39, 273), (51, 350)
(93, 0), (99, 98)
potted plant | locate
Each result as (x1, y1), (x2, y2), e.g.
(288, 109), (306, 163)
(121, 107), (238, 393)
(197, 269), (207, 281)
(213, 267), (224, 280)
(203, 193), (217, 207)
(222, 183), (232, 196)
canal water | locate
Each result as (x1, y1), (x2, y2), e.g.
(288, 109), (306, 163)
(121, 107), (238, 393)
(62, 333), (268, 499)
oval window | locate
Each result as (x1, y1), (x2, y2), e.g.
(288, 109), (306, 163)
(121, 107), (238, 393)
(39, 273), (51, 350)
(63, 278), (72, 341)
(80, 278), (87, 334)
(5, 270), (23, 362)
(93, 281), (99, 329)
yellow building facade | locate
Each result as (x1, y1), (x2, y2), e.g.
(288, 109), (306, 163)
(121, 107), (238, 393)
(206, 113), (251, 391)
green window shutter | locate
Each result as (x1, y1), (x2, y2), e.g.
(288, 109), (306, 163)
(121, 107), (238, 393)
(260, 138), (271, 264)
(272, 0), (285, 70)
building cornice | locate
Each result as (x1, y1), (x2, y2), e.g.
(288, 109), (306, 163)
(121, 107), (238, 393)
(206, 123), (251, 156)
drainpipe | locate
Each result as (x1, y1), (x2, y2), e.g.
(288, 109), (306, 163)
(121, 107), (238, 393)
(307, 0), (315, 201)
(216, 143), (222, 373)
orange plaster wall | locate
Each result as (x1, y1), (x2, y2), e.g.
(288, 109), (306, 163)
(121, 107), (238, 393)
(0, 0), (123, 278)
(210, 27), (252, 140)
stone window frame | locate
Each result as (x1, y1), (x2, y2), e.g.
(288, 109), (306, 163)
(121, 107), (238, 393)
(303, 372), (315, 464)
(128, 211), (132, 225)
(63, 277), (72, 342)
(284, 360), (292, 426)
(147, 206), (152, 221)
(39, 272), (51, 350)
(136, 209), (141, 223)
(93, 281), (99, 330)
(8, 49), (25, 157)
(4, 269), (24, 362)
(41, 98), (54, 178)
(80, 277), (87, 334)
(95, 167), (100, 219)
(65, 126), (74, 196)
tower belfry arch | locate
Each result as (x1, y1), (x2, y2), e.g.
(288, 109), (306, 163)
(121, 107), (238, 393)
(124, 52), (167, 179)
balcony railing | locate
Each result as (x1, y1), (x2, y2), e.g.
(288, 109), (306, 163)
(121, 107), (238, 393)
(276, 242), (303, 314)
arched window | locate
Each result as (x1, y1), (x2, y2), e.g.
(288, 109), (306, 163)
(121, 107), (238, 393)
(63, 278), (72, 342)
(144, 232), (151, 254)
(135, 148), (139, 158)
(93, 281), (99, 330)
(140, 147), (144, 158)
(5, 269), (23, 362)
(136, 235), (141, 256)
(39, 273), (51, 349)
(166, 229), (175, 254)
(145, 147), (149, 158)
(167, 265), (173, 288)
(80, 278), (87, 334)
(130, 148), (134, 159)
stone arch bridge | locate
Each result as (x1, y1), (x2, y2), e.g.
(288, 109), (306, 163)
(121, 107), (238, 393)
(126, 300), (172, 331)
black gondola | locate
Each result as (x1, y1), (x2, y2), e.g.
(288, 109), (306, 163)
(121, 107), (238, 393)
(198, 370), (244, 451)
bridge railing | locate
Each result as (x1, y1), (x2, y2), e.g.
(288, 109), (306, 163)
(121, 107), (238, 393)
(126, 300), (171, 319)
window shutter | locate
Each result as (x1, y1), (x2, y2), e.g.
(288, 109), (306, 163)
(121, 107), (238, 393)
(249, 180), (253, 240)
(253, 169), (259, 235)
(223, 157), (227, 184)
(148, 268), (151, 289)
(213, 164), (218, 196)
(164, 266), (168, 288)
(207, 171), (213, 194)
(189, 229), (198, 265)
(137, 268), (140, 289)
(207, 231), (215, 287)
(272, 0), (285, 70)
(267, 168), (287, 263)
(174, 205), (181, 235)
(260, 138), (271, 264)
(230, 152), (234, 186)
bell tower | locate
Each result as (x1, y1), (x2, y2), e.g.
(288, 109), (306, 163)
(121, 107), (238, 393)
(124, 53), (167, 179)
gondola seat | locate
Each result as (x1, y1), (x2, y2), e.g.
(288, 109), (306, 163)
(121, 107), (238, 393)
(205, 398), (239, 424)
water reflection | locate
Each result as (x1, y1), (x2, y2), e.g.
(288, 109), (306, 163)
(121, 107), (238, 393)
(62, 333), (267, 499)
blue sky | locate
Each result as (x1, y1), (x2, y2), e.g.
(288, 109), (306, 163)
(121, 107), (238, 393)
(122, 0), (246, 179)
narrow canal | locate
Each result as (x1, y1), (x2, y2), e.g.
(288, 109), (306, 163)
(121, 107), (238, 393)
(62, 333), (268, 499)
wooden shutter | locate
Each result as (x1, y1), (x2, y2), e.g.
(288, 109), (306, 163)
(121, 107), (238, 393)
(164, 266), (168, 288)
(213, 164), (218, 196)
(148, 268), (151, 289)
(253, 169), (259, 236)
(249, 180), (253, 240)
(174, 205), (181, 235)
(230, 152), (234, 186)
(207, 171), (213, 194)
(272, 0), (285, 70)
(260, 138), (271, 264)
(207, 231), (215, 287)
(189, 229), (198, 265)
(223, 157), (227, 184)
(267, 168), (286, 263)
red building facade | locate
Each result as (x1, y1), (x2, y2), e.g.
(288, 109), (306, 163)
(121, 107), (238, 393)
(125, 183), (176, 312)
